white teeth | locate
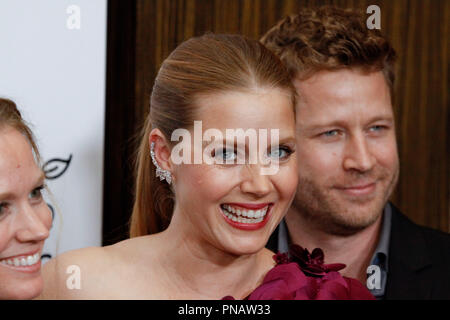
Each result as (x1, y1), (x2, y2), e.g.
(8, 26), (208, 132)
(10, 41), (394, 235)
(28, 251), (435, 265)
(0, 253), (40, 267)
(221, 204), (270, 224)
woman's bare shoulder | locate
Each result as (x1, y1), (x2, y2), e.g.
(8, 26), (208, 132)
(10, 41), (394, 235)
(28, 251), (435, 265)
(38, 236), (160, 299)
(38, 246), (112, 299)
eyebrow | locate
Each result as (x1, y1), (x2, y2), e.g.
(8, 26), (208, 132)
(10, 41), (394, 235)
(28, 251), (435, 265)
(306, 115), (394, 131)
(0, 171), (45, 200)
(202, 135), (296, 148)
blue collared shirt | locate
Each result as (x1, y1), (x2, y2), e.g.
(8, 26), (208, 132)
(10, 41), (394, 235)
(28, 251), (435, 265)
(276, 203), (392, 299)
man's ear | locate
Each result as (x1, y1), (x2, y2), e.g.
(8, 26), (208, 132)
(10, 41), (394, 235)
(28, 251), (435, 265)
(149, 129), (173, 172)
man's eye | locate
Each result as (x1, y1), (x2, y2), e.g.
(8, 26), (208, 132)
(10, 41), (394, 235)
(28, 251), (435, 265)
(370, 125), (386, 132)
(322, 130), (339, 137)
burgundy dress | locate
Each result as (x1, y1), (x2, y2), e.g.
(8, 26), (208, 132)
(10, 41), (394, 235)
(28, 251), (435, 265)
(223, 244), (375, 300)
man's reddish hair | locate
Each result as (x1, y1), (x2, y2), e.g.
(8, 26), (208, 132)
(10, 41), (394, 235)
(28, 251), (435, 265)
(261, 6), (397, 92)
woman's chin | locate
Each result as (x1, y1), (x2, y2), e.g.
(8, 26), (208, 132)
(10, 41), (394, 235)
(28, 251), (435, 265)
(0, 277), (43, 300)
(223, 239), (268, 256)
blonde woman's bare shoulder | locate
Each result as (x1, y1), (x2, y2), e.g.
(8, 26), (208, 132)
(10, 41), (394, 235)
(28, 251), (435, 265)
(38, 245), (119, 299)
(38, 236), (159, 299)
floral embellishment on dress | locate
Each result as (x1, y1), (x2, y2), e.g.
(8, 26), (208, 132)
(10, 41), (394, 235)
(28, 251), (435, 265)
(288, 245), (346, 277)
(222, 244), (375, 300)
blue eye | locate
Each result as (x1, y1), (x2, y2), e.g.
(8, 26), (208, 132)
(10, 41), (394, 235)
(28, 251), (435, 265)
(323, 130), (339, 137)
(214, 148), (237, 161)
(268, 146), (293, 160)
(370, 125), (385, 132)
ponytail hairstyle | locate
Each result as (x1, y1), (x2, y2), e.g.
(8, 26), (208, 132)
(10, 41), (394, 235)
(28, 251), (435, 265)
(130, 33), (295, 237)
(0, 98), (40, 163)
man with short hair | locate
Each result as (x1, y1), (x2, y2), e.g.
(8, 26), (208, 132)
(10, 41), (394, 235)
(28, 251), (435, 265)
(262, 6), (450, 299)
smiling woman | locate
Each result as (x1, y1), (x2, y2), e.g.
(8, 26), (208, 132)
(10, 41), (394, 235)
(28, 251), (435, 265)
(0, 98), (51, 300)
(39, 33), (372, 300)
(39, 34), (301, 299)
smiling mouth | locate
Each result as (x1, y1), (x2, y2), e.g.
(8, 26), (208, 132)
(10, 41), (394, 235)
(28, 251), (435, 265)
(335, 182), (377, 197)
(0, 252), (41, 268)
(220, 203), (271, 224)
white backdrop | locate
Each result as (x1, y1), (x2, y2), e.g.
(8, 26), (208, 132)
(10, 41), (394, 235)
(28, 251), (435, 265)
(0, 0), (107, 259)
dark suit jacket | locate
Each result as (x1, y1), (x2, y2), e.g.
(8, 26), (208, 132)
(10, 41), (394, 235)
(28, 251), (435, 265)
(385, 204), (450, 299)
(266, 203), (450, 299)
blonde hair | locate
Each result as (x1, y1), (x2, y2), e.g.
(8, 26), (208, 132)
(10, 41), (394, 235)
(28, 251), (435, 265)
(0, 98), (40, 163)
(0, 97), (62, 261)
(130, 33), (295, 237)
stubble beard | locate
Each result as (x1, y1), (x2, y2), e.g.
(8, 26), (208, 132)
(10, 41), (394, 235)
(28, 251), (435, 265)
(291, 165), (399, 236)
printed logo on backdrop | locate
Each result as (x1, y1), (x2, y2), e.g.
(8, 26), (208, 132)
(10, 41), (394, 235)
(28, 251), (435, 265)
(40, 154), (73, 262)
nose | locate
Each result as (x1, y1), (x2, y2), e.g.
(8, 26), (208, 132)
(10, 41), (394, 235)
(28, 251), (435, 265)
(240, 164), (272, 198)
(343, 134), (376, 173)
(15, 204), (51, 243)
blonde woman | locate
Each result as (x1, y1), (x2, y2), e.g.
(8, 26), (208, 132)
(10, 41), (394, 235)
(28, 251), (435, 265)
(0, 98), (51, 299)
